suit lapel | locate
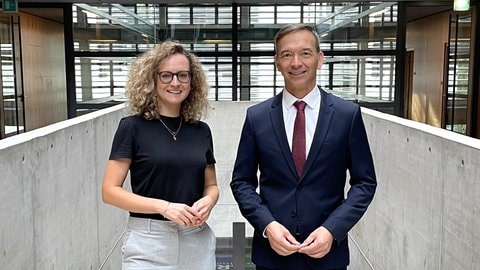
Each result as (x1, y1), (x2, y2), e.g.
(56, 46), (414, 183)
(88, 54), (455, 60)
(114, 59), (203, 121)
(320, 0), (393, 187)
(269, 93), (298, 179)
(302, 89), (334, 179)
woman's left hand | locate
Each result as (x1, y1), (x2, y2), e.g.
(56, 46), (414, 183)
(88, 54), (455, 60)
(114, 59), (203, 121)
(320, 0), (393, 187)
(191, 195), (215, 225)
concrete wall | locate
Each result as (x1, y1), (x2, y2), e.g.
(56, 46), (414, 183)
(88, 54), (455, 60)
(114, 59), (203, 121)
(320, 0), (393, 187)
(350, 109), (480, 270)
(0, 105), (126, 270)
(1, 101), (479, 269)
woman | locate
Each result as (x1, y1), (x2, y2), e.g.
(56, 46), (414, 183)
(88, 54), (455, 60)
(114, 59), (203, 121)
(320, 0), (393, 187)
(102, 40), (219, 269)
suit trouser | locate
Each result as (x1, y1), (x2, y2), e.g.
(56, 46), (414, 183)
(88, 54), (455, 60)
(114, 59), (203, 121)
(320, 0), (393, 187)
(121, 216), (216, 270)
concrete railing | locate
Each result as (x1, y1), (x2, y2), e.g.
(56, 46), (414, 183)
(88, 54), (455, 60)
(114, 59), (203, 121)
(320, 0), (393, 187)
(1, 101), (479, 269)
(0, 105), (127, 269)
(350, 109), (480, 270)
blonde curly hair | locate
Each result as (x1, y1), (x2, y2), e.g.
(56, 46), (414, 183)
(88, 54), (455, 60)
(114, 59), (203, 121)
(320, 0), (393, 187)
(125, 40), (210, 122)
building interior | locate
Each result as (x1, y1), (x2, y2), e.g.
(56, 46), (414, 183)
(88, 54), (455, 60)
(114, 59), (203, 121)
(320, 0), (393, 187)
(1, 1), (479, 269)
(1, 0), (479, 140)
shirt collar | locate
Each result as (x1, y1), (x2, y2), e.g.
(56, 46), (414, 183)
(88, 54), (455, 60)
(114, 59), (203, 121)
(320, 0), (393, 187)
(283, 86), (320, 110)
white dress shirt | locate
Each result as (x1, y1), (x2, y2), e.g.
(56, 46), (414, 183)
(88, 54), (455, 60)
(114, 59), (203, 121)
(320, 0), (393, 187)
(282, 87), (321, 157)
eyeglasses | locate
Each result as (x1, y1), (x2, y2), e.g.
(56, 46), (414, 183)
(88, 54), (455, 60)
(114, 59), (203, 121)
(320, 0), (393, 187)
(156, 71), (191, 84)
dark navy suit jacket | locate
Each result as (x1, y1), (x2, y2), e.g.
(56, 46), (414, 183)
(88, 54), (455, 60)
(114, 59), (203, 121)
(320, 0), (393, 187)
(230, 88), (377, 269)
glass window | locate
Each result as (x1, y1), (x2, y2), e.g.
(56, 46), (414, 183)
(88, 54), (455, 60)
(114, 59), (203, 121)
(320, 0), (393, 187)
(168, 7), (191, 24)
(218, 6), (233, 24)
(277, 6), (301, 24)
(71, 3), (399, 114)
(193, 7), (216, 24)
(445, 14), (471, 134)
(1, 16), (24, 138)
(250, 6), (275, 24)
(75, 56), (133, 107)
(319, 55), (395, 102)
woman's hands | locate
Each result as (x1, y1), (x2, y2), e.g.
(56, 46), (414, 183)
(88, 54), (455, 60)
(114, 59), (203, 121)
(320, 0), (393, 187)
(192, 195), (216, 224)
(163, 195), (216, 226)
(163, 164), (219, 227)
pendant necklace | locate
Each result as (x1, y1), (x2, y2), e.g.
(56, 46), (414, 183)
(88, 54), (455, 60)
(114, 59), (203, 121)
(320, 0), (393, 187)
(158, 116), (182, 141)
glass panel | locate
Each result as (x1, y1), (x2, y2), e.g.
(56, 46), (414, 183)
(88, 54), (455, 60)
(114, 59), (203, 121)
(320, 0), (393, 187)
(237, 3), (397, 53)
(166, 6), (232, 46)
(168, 7), (190, 24)
(277, 6), (302, 24)
(193, 7), (216, 24)
(250, 6), (275, 24)
(201, 57), (233, 101)
(312, 2), (397, 51)
(1, 15), (24, 138)
(319, 55), (395, 102)
(244, 56), (276, 101)
(251, 43), (273, 51)
(446, 14), (471, 134)
(73, 4), (158, 52)
(218, 6), (233, 24)
(71, 3), (398, 112)
(75, 56), (133, 113)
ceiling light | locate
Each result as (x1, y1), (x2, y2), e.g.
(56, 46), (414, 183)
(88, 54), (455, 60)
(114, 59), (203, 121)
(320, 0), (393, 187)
(454, 0), (470, 11)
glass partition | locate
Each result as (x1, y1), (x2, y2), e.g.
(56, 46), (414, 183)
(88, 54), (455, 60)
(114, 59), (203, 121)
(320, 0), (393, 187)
(72, 2), (398, 114)
(75, 55), (134, 113)
(0, 15), (24, 138)
(445, 13), (471, 134)
(320, 55), (395, 102)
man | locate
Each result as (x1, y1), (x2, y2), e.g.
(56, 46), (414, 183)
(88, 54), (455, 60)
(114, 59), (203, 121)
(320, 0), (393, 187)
(230, 23), (377, 270)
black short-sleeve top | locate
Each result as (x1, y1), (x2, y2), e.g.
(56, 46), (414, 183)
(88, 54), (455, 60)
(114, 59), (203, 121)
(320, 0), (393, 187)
(109, 115), (216, 220)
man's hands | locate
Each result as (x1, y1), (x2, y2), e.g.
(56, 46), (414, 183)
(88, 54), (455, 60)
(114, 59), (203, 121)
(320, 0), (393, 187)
(265, 222), (334, 258)
(265, 221), (301, 256)
(298, 226), (334, 258)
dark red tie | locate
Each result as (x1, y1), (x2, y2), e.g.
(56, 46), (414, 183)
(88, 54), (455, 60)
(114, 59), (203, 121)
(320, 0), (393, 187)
(292, 101), (306, 176)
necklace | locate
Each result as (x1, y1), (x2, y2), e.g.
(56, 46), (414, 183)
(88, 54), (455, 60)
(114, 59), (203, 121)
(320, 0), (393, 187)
(158, 116), (182, 141)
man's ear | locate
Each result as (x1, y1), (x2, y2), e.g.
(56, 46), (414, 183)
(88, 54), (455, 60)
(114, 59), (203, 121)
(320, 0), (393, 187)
(317, 51), (324, 69)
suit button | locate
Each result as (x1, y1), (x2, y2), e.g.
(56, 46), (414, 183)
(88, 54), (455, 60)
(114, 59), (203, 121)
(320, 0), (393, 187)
(291, 210), (296, 217)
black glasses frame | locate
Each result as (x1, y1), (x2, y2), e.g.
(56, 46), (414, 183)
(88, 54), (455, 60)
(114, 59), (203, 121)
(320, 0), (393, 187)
(156, 71), (192, 84)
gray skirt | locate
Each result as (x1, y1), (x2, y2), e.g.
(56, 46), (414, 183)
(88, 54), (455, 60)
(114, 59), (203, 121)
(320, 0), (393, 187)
(122, 216), (216, 270)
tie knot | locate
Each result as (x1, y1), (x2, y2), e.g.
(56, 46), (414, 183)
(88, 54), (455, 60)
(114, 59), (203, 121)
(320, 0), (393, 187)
(294, 100), (306, 112)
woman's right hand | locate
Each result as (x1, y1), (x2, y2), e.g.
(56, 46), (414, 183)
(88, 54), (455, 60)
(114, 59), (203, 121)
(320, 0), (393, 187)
(163, 202), (203, 226)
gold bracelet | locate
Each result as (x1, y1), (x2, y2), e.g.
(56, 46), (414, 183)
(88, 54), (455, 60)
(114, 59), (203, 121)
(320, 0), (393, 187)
(163, 202), (170, 218)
